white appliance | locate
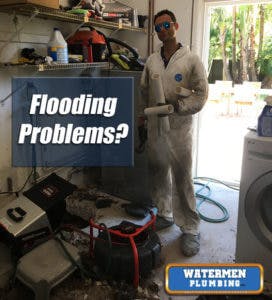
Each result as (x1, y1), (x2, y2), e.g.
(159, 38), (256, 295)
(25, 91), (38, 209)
(236, 131), (272, 281)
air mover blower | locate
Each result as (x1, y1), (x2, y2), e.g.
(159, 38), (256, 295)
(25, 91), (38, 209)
(90, 212), (161, 287)
(67, 25), (144, 70)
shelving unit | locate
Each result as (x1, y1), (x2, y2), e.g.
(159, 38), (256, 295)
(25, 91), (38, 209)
(0, 61), (111, 72)
(37, 61), (110, 71)
(0, 3), (146, 33)
(0, 3), (147, 72)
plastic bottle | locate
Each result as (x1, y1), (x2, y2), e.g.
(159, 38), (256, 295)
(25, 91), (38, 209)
(132, 9), (139, 27)
(47, 28), (68, 64)
(257, 95), (272, 137)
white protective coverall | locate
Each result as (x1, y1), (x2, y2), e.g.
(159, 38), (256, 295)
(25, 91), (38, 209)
(140, 45), (208, 235)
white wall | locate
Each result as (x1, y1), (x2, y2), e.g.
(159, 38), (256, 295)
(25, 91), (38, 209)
(112, 0), (149, 59)
(0, 13), (77, 62)
(0, 13), (82, 191)
(115, 0), (197, 58)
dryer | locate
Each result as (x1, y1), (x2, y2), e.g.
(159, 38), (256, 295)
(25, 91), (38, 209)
(236, 131), (272, 281)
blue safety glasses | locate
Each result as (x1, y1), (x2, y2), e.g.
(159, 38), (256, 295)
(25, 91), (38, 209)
(154, 21), (174, 33)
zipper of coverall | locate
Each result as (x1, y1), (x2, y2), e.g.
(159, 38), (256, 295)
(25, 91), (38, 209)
(164, 49), (181, 71)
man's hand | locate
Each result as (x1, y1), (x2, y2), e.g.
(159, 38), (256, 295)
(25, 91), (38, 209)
(136, 116), (147, 153)
(138, 116), (147, 127)
(165, 99), (181, 113)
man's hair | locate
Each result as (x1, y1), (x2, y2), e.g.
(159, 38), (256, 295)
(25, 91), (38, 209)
(154, 9), (177, 24)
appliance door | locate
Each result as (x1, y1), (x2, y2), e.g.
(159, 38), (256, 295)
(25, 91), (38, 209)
(245, 171), (272, 251)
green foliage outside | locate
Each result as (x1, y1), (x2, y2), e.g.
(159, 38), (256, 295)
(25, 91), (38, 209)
(209, 4), (272, 85)
(258, 36), (272, 79)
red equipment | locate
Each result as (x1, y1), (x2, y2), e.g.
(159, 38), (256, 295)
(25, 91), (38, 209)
(67, 26), (106, 62)
(89, 211), (160, 288)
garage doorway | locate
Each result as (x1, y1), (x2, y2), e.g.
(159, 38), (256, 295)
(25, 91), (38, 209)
(196, 0), (272, 184)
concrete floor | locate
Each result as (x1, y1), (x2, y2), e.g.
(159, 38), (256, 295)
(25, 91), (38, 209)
(156, 182), (238, 300)
(2, 182), (269, 299)
(94, 181), (239, 300)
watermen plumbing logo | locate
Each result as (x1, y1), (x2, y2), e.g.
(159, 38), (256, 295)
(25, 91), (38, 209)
(165, 264), (263, 295)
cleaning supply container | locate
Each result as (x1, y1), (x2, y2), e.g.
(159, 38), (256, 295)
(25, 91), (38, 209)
(47, 28), (68, 64)
(257, 95), (272, 137)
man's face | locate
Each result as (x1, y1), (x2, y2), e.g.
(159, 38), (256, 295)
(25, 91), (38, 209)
(154, 14), (178, 42)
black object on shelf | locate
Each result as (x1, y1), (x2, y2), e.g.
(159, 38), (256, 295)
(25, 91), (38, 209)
(138, 15), (147, 28)
(106, 37), (144, 71)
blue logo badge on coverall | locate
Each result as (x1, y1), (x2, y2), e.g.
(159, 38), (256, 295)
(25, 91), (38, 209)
(175, 74), (182, 82)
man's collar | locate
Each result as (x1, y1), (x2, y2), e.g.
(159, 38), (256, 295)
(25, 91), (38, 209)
(161, 43), (182, 67)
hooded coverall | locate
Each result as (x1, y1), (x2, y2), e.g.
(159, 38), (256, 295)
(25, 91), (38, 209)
(140, 46), (208, 235)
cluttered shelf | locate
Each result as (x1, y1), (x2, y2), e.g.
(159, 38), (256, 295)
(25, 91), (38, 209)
(0, 61), (111, 71)
(38, 61), (111, 71)
(0, 3), (146, 33)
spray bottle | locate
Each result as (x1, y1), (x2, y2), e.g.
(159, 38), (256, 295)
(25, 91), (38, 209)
(47, 28), (68, 64)
(257, 95), (272, 137)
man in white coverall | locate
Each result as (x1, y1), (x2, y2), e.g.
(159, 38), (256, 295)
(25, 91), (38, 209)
(140, 9), (208, 256)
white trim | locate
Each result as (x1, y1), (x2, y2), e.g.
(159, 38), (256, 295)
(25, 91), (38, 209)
(191, 0), (205, 57)
(191, 0), (206, 177)
(203, 4), (211, 72)
(205, 0), (272, 6)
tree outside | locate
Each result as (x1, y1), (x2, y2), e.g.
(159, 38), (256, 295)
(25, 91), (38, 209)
(208, 3), (272, 88)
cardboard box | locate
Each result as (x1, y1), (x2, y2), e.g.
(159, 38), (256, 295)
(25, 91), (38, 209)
(0, 0), (59, 9)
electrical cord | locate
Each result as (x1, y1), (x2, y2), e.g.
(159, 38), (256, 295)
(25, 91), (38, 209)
(0, 82), (27, 106)
(57, 224), (112, 281)
(0, 9), (39, 59)
(0, 169), (34, 196)
(56, 231), (93, 279)
(193, 177), (239, 223)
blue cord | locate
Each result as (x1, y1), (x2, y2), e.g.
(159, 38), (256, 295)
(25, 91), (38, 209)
(193, 177), (239, 223)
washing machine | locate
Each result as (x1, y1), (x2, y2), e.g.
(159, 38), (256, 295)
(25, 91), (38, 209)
(236, 130), (272, 282)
